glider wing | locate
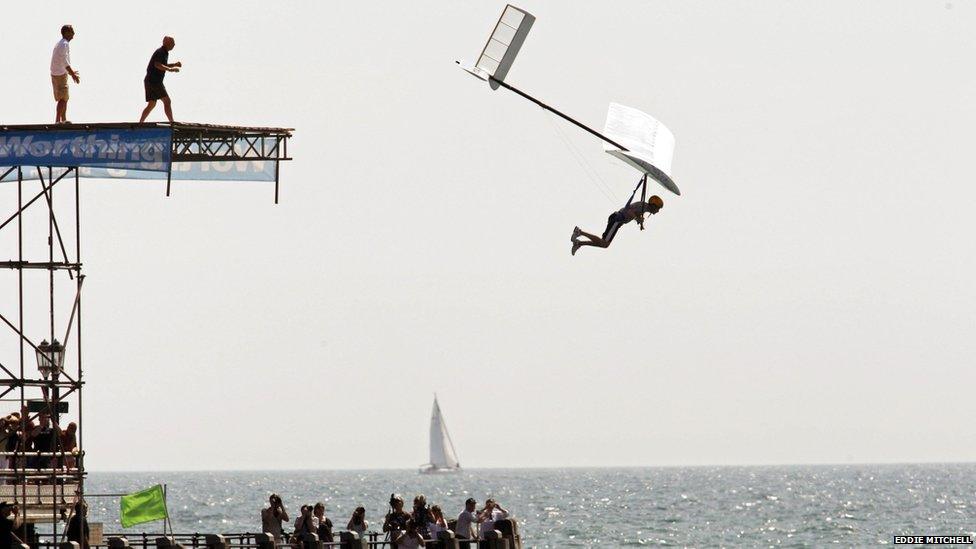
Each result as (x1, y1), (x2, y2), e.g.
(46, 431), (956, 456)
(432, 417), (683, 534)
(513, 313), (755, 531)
(603, 102), (680, 196)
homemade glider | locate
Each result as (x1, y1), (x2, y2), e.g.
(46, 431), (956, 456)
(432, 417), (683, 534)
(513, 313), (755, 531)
(457, 4), (680, 210)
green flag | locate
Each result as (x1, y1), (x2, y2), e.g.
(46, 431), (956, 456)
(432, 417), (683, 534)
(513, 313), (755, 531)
(120, 484), (169, 528)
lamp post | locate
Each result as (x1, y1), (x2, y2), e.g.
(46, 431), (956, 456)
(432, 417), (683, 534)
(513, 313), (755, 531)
(35, 339), (63, 379)
(35, 339), (64, 421)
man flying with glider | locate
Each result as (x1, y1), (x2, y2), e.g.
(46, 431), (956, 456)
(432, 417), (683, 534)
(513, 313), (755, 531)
(459, 6), (681, 254)
(571, 194), (663, 255)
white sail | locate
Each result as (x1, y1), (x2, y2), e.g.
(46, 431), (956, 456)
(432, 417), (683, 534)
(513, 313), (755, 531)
(428, 397), (460, 470)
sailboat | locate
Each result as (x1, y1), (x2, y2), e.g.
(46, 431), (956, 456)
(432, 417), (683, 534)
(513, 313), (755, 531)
(419, 396), (461, 474)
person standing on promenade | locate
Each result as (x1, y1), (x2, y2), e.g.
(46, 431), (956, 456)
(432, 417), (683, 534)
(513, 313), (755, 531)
(66, 501), (90, 549)
(455, 498), (479, 544)
(139, 36), (181, 123)
(411, 495), (433, 539)
(394, 519), (426, 548)
(51, 25), (80, 124)
(346, 507), (368, 537)
(312, 503), (333, 543)
(0, 503), (24, 549)
(292, 505), (317, 541)
(260, 494), (289, 543)
(382, 494), (410, 544)
(427, 505), (447, 539)
(478, 499), (509, 539)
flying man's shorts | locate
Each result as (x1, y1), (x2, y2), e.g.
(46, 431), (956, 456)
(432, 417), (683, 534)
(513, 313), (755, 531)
(602, 212), (625, 244)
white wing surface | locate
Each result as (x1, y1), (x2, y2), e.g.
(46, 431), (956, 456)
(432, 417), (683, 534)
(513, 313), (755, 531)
(603, 102), (680, 195)
(459, 5), (535, 89)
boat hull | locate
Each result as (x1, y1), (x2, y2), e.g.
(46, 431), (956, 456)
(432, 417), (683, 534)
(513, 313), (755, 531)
(419, 465), (461, 474)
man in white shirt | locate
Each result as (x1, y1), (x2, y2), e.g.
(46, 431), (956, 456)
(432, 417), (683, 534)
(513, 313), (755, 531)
(455, 498), (479, 543)
(477, 499), (509, 539)
(50, 25), (80, 124)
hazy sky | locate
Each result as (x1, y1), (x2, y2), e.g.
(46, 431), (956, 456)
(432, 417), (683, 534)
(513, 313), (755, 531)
(1, 1), (974, 471)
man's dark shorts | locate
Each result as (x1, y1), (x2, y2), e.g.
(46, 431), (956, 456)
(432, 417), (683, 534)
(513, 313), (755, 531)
(602, 212), (625, 243)
(144, 80), (168, 102)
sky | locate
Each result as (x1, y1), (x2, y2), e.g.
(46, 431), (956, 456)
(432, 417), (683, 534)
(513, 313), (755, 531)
(0, 1), (974, 471)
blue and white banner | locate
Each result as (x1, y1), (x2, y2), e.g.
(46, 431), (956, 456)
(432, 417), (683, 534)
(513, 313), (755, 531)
(0, 128), (171, 171)
(79, 161), (276, 181)
(1, 162), (276, 183)
(0, 129), (278, 182)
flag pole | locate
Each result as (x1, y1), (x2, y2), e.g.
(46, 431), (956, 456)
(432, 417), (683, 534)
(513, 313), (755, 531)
(163, 484), (174, 540)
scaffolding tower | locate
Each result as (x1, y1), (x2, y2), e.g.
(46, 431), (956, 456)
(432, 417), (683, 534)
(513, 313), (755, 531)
(0, 122), (292, 543)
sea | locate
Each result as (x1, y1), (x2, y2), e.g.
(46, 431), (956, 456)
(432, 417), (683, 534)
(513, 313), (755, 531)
(84, 464), (975, 547)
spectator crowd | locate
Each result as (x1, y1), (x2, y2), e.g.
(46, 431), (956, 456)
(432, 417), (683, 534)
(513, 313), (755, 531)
(261, 492), (512, 547)
(0, 409), (79, 476)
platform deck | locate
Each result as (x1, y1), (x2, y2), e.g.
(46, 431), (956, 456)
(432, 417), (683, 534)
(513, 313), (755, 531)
(0, 122), (292, 137)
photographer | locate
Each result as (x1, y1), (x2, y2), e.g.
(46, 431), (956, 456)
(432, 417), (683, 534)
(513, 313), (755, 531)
(411, 495), (433, 539)
(477, 499), (508, 539)
(291, 504), (318, 542)
(382, 494), (410, 543)
(260, 494), (289, 543)
(312, 503), (332, 543)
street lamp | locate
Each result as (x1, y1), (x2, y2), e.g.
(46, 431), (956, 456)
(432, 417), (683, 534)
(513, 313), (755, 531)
(35, 339), (64, 379)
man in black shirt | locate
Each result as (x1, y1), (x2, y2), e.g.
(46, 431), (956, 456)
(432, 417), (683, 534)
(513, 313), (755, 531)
(139, 36), (182, 123)
(28, 412), (59, 470)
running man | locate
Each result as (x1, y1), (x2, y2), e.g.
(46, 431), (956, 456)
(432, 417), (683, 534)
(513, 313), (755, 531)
(139, 36), (182, 123)
(571, 195), (663, 255)
(51, 25), (80, 124)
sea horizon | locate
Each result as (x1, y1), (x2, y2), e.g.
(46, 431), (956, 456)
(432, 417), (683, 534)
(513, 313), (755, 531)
(83, 460), (976, 474)
(84, 464), (976, 546)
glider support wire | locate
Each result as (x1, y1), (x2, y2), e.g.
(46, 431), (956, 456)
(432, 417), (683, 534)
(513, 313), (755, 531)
(544, 114), (618, 204)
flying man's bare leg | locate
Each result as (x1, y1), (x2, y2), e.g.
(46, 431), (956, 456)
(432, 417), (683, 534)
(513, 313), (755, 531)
(573, 229), (604, 243)
(574, 237), (610, 248)
(571, 228), (610, 255)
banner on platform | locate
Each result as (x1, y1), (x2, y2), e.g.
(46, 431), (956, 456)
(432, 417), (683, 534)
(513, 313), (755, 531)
(0, 150), (276, 183)
(79, 160), (277, 181)
(0, 129), (172, 171)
